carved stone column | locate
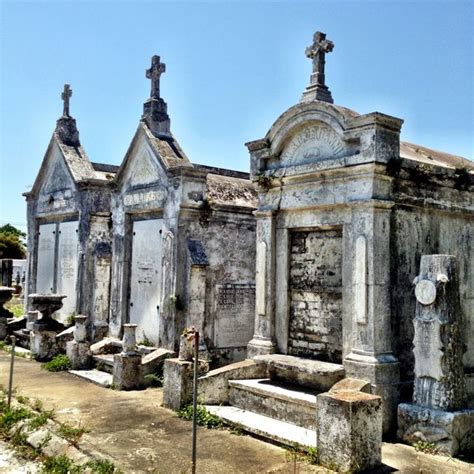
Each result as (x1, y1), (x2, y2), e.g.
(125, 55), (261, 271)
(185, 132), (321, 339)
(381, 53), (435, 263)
(247, 210), (277, 358)
(343, 200), (399, 434)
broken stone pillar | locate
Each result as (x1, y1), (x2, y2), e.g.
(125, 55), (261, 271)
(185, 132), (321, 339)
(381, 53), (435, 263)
(317, 390), (382, 472)
(398, 255), (474, 455)
(163, 329), (209, 409)
(31, 324), (58, 361)
(66, 315), (92, 370)
(26, 310), (39, 331)
(0, 260), (13, 287)
(113, 324), (143, 390)
(0, 287), (14, 340)
(163, 358), (209, 410)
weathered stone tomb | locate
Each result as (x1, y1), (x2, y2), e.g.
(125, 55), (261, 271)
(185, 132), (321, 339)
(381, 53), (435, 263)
(192, 31), (473, 450)
(24, 84), (116, 333)
(25, 58), (258, 367)
(108, 56), (257, 364)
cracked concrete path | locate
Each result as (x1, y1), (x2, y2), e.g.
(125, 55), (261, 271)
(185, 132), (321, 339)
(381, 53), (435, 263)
(0, 353), (473, 473)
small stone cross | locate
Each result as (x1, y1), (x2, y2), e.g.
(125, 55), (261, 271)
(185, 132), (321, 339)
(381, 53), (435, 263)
(61, 84), (72, 117)
(305, 31), (334, 86)
(146, 55), (166, 99)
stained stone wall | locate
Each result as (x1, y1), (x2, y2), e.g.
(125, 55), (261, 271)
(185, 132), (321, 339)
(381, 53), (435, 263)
(288, 230), (343, 362)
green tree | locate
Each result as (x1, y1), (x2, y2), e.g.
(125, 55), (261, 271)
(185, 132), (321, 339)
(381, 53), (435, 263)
(0, 224), (26, 258)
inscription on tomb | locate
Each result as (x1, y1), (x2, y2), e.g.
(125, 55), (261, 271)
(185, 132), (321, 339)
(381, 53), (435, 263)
(413, 318), (443, 380)
(124, 189), (166, 207)
(280, 124), (345, 166)
(215, 283), (255, 348)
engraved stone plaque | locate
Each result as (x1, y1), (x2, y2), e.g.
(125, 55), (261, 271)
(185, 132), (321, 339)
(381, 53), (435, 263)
(413, 318), (443, 380)
(57, 221), (79, 320)
(215, 283), (256, 348)
(36, 223), (56, 294)
(280, 124), (345, 166)
(415, 279), (437, 306)
(129, 219), (163, 345)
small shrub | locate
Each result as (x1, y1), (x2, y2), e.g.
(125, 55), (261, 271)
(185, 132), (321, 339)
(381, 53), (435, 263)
(42, 355), (72, 372)
(138, 334), (154, 347)
(0, 406), (33, 432)
(285, 443), (319, 465)
(16, 395), (30, 405)
(32, 399), (44, 412)
(413, 440), (439, 455)
(41, 455), (80, 474)
(5, 303), (24, 318)
(29, 410), (55, 429)
(85, 458), (122, 474)
(144, 373), (163, 388)
(177, 403), (222, 429)
(57, 422), (89, 445)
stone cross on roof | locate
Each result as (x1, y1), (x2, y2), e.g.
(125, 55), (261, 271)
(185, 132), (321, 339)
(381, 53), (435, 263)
(302, 31), (334, 104)
(61, 84), (72, 117)
(146, 55), (166, 100)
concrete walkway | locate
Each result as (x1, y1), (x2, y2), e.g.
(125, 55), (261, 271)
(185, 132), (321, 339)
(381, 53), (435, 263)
(0, 353), (472, 473)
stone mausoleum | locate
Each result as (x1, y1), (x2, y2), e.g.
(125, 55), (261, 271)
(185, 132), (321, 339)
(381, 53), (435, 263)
(194, 31), (473, 455)
(25, 57), (257, 365)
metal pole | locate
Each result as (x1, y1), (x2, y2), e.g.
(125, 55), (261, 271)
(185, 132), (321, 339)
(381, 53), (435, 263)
(7, 336), (16, 409)
(191, 331), (199, 474)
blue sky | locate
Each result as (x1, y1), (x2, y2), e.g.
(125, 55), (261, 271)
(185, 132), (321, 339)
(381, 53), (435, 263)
(1, 0), (473, 232)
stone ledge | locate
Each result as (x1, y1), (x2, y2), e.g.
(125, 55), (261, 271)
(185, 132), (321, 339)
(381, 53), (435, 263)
(398, 403), (474, 456)
(255, 354), (345, 391)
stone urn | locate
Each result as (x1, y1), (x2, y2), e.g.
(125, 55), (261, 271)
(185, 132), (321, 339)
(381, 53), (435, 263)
(0, 286), (15, 318)
(0, 286), (15, 339)
(178, 328), (196, 361)
(29, 293), (66, 331)
(122, 324), (138, 355)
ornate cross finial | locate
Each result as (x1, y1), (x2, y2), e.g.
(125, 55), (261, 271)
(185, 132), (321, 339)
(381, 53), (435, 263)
(301, 31), (334, 104)
(61, 84), (72, 117)
(146, 55), (166, 99)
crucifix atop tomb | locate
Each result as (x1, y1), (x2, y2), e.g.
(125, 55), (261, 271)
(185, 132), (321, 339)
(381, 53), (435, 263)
(142, 55), (171, 136)
(61, 84), (72, 117)
(301, 31), (334, 104)
(146, 55), (166, 100)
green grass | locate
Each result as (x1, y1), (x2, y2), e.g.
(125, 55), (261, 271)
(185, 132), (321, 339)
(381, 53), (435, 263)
(5, 302), (24, 318)
(177, 403), (222, 429)
(413, 440), (439, 455)
(57, 422), (89, 445)
(85, 458), (122, 474)
(144, 373), (163, 388)
(42, 355), (72, 372)
(41, 455), (80, 474)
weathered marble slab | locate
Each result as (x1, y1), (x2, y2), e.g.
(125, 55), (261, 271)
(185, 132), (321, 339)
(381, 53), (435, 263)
(36, 223), (56, 294)
(57, 221), (79, 320)
(129, 218), (163, 345)
(215, 283), (255, 348)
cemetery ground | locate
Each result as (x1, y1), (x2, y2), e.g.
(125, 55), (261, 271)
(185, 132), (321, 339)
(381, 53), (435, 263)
(1, 353), (473, 473)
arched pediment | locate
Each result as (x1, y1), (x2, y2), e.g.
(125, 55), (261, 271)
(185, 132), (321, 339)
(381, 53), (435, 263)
(265, 102), (358, 168)
(279, 121), (346, 166)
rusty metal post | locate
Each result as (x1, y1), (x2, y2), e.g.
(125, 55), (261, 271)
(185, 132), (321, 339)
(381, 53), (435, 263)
(192, 331), (199, 474)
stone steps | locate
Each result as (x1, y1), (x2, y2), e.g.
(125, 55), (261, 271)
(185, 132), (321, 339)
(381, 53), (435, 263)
(255, 354), (345, 391)
(69, 369), (113, 387)
(93, 354), (114, 374)
(229, 378), (317, 430)
(205, 405), (317, 447)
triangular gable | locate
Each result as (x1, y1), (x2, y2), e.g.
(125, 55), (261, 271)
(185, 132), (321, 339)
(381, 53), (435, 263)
(115, 125), (167, 191)
(115, 122), (192, 188)
(30, 130), (96, 197)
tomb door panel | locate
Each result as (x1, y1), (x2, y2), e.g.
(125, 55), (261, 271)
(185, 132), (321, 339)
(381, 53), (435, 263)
(56, 221), (79, 321)
(288, 229), (343, 363)
(129, 219), (163, 345)
(36, 223), (57, 294)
